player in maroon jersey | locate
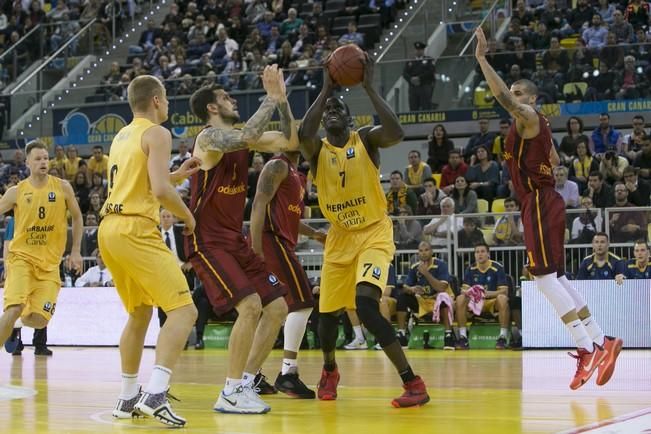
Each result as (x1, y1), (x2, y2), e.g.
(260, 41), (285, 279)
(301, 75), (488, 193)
(186, 65), (299, 414)
(475, 27), (622, 390)
(249, 151), (326, 399)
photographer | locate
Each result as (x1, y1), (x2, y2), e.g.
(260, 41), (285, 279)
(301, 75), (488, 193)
(599, 149), (629, 184)
(570, 196), (603, 244)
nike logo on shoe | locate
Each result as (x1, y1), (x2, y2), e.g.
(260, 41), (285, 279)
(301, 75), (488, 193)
(283, 362), (291, 366)
(222, 395), (237, 406)
(583, 352), (598, 372)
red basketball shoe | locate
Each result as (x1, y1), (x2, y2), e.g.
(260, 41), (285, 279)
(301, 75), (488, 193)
(317, 365), (340, 400)
(596, 336), (623, 386)
(569, 343), (608, 390)
(391, 376), (430, 408)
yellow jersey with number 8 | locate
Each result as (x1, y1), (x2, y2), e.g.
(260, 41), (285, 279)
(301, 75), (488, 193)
(101, 117), (161, 224)
(314, 131), (387, 232)
(10, 175), (67, 271)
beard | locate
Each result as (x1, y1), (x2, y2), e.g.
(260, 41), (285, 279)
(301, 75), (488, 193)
(220, 107), (240, 124)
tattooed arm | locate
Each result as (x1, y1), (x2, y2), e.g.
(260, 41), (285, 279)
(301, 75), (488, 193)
(252, 98), (300, 153)
(474, 28), (537, 128)
(250, 159), (289, 260)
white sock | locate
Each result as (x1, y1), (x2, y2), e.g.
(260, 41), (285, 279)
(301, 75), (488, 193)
(224, 377), (241, 395)
(14, 318), (23, 328)
(353, 325), (364, 341)
(241, 371), (256, 387)
(567, 319), (594, 352)
(459, 327), (467, 338)
(144, 365), (171, 395)
(281, 358), (298, 375)
(119, 373), (139, 400)
(398, 329), (406, 336)
(499, 328), (508, 338)
(582, 317), (605, 346)
(284, 308), (312, 353)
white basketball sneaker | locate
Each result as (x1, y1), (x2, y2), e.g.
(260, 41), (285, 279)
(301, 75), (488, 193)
(343, 338), (368, 350)
(112, 386), (144, 419)
(133, 389), (186, 427)
(214, 385), (271, 414)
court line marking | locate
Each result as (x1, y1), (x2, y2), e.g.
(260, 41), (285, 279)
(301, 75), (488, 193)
(559, 406), (651, 434)
(90, 410), (169, 430)
(0, 385), (37, 401)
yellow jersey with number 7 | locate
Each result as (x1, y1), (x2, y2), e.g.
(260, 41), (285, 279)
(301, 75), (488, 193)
(10, 175), (67, 271)
(314, 131), (387, 232)
(101, 117), (161, 224)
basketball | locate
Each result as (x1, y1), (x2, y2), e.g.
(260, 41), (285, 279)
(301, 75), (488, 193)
(327, 44), (366, 86)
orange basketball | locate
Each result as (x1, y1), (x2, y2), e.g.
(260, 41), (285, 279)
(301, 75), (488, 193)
(327, 44), (366, 87)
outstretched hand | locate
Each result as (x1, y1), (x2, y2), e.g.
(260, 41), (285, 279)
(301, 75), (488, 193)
(322, 55), (335, 92)
(475, 27), (488, 59)
(262, 65), (285, 101)
(362, 52), (374, 89)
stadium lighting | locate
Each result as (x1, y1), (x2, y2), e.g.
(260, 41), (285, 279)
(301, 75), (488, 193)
(79, 76), (84, 81)
(389, 32), (393, 36)
(99, 57), (103, 62)
(399, 18), (403, 22)
(409, 5), (413, 9)
(464, 86), (471, 92)
(112, 45), (116, 49)
(374, 52), (377, 56)
(28, 123), (32, 128)
(638, 67), (644, 74)
(119, 39), (123, 43)
(43, 109), (47, 114)
(57, 96), (62, 100)
(35, 116), (40, 121)
(72, 83), (77, 87)
(593, 70), (599, 77)
(19, 131), (24, 136)
(65, 89), (69, 94)
(131, 28), (135, 32)
(384, 37), (389, 41)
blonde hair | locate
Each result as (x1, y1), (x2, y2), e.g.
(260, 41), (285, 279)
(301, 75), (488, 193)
(127, 75), (165, 112)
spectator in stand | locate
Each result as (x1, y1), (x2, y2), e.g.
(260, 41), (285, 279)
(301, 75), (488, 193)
(270, 0), (285, 21)
(211, 27), (239, 61)
(63, 146), (81, 181)
(634, 134), (651, 179)
(457, 217), (485, 248)
(273, 41), (294, 68)
(529, 21), (552, 50)
(257, 10), (278, 39)
(73, 171), (90, 214)
(538, 0), (564, 32)
(404, 150), (432, 192)
(610, 182), (648, 242)
(87, 192), (103, 216)
(597, 0), (616, 25)
(51, 12), (79, 53)
(49, 145), (68, 174)
(338, 21), (364, 47)
(291, 24), (315, 56)
(568, 38), (594, 82)
(513, 0), (534, 28)
(615, 55), (646, 99)
(504, 18), (530, 50)
(101, 61), (122, 97)
(163, 2), (182, 26)
(464, 119), (495, 162)
(466, 145), (499, 203)
(87, 145), (109, 179)
(623, 166), (651, 206)
(126, 57), (147, 80)
(417, 178), (447, 216)
(493, 197), (524, 245)
(591, 113), (623, 156)
(221, 50), (248, 89)
(456, 243), (510, 350)
(440, 150), (468, 194)
(570, 196), (603, 244)
(565, 0), (597, 33)
(599, 149), (629, 184)
(560, 117), (589, 166)
(554, 166), (580, 208)
(170, 140), (192, 168)
(542, 36), (569, 82)
(624, 115), (647, 161)
(577, 233), (624, 279)
(387, 170), (418, 216)
(402, 41), (436, 111)
(510, 38), (536, 75)
(587, 171), (615, 208)
(629, 28), (651, 60)
(491, 119), (510, 163)
(280, 7), (302, 37)
(611, 10), (634, 43)
(450, 176), (478, 214)
(264, 25), (285, 56)
(496, 161), (514, 198)
(395, 241), (455, 349)
(625, 0), (650, 30)
(616, 240), (651, 282)
(393, 205), (421, 249)
(81, 213), (99, 257)
(583, 14), (608, 50)
(152, 55), (173, 81)
(186, 33), (211, 63)
(89, 172), (106, 200)
(422, 197), (462, 246)
(187, 15), (208, 42)
(246, 153), (265, 204)
(585, 62), (616, 101)
(138, 21), (161, 53)
(426, 124), (454, 172)
(75, 249), (113, 287)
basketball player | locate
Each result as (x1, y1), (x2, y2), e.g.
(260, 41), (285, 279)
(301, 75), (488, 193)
(99, 75), (201, 427)
(298, 55), (429, 407)
(475, 27), (622, 389)
(615, 240), (650, 283)
(249, 151), (326, 399)
(0, 140), (83, 358)
(186, 65), (298, 414)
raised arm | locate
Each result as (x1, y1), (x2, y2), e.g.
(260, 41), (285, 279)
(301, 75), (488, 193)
(474, 28), (538, 127)
(359, 54), (404, 151)
(252, 80), (300, 153)
(62, 180), (83, 273)
(298, 67), (335, 163)
(250, 159), (288, 259)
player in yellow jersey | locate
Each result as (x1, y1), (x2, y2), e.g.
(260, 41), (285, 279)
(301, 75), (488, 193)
(298, 57), (429, 407)
(0, 140), (83, 356)
(98, 75), (201, 427)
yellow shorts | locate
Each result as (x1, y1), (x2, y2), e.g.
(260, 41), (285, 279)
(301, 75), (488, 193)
(99, 215), (192, 313)
(320, 217), (395, 313)
(3, 255), (60, 321)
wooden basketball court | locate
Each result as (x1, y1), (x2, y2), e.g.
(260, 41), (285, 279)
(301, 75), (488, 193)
(1, 347), (650, 433)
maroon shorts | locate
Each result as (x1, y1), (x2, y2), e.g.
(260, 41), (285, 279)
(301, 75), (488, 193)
(520, 188), (566, 276)
(263, 233), (314, 312)
(189, 240), (287, 315)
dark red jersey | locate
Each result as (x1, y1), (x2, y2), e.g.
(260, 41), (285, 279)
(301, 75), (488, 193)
(504, 112), (555, 198)
(186, 148), (249, 253)
(263, 155), (305, 251)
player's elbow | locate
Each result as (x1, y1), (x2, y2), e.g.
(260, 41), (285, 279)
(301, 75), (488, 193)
(151, 182), (170, 200)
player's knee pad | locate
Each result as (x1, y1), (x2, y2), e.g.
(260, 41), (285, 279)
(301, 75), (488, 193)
(355, 295), (395, 347)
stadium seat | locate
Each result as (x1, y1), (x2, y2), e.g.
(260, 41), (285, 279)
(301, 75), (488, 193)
(491, 198), (505, 213)
(358, 24), (380, 47)
(331, 26), (348, 36)
(480, 228), (495, 246)
(432, 173), (442, 187)
(325, 0), (346, 10)
(562, 82), (588, 102)
(358, 14), (382, 27)
(648, 223), (651, 242)
(477, 199), (489, 214)
(473, 87), (495, 108)
(332, 16), (354, 28)
(560, 37), (578, 49)
(300, 2), (313, 13)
